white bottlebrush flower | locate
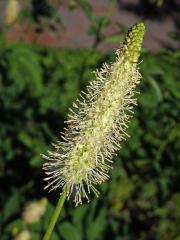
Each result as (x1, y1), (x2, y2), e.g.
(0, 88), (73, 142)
(42, 23), (145, 206)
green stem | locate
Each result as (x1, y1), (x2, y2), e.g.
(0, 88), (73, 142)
(43, 191), (67, 240)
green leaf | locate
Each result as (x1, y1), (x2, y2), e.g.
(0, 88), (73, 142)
(59, 222), (81, 240)
(148, 76), (163, 101)
(2, 191), (20, 223)
(103, 34), (124, 44)
(8, 46), (42, 97)
(4, 219), (23, 233)
(74, 0), (97, 24)
(167, 31), (180, 41)
(87, 208), (106, 240)
(72, 204), (88, 224)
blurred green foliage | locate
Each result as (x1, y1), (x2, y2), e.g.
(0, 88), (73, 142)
(73, 0), (126, 48)
(18, 0), (64, 32)
(0, 40), (180, 240)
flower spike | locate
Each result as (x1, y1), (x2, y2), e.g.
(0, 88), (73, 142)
(43, 23), (145, 206)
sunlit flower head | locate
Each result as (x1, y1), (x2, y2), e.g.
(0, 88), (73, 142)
(42, 23), (145, 206)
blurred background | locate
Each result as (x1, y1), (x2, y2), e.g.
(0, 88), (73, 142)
(0, 1), (180, 240)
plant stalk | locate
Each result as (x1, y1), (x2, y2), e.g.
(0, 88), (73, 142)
(43, 191), (66, 240)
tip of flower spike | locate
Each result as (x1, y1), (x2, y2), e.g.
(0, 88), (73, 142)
(122, 22), (145, 63)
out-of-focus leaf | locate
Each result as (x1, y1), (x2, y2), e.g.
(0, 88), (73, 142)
(2, 191), (20, 223)
(72, 204), (88, 224)
(104, 34), (124, 44)
(59, 222), (81, 240)
(87, 207), (106, 240)
(74, 0), (97, 24)
(167, 31), (180, 41)
(8, 46), (42, 97)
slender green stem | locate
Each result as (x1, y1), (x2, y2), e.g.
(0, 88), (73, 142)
(43, 191), (66, 240)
